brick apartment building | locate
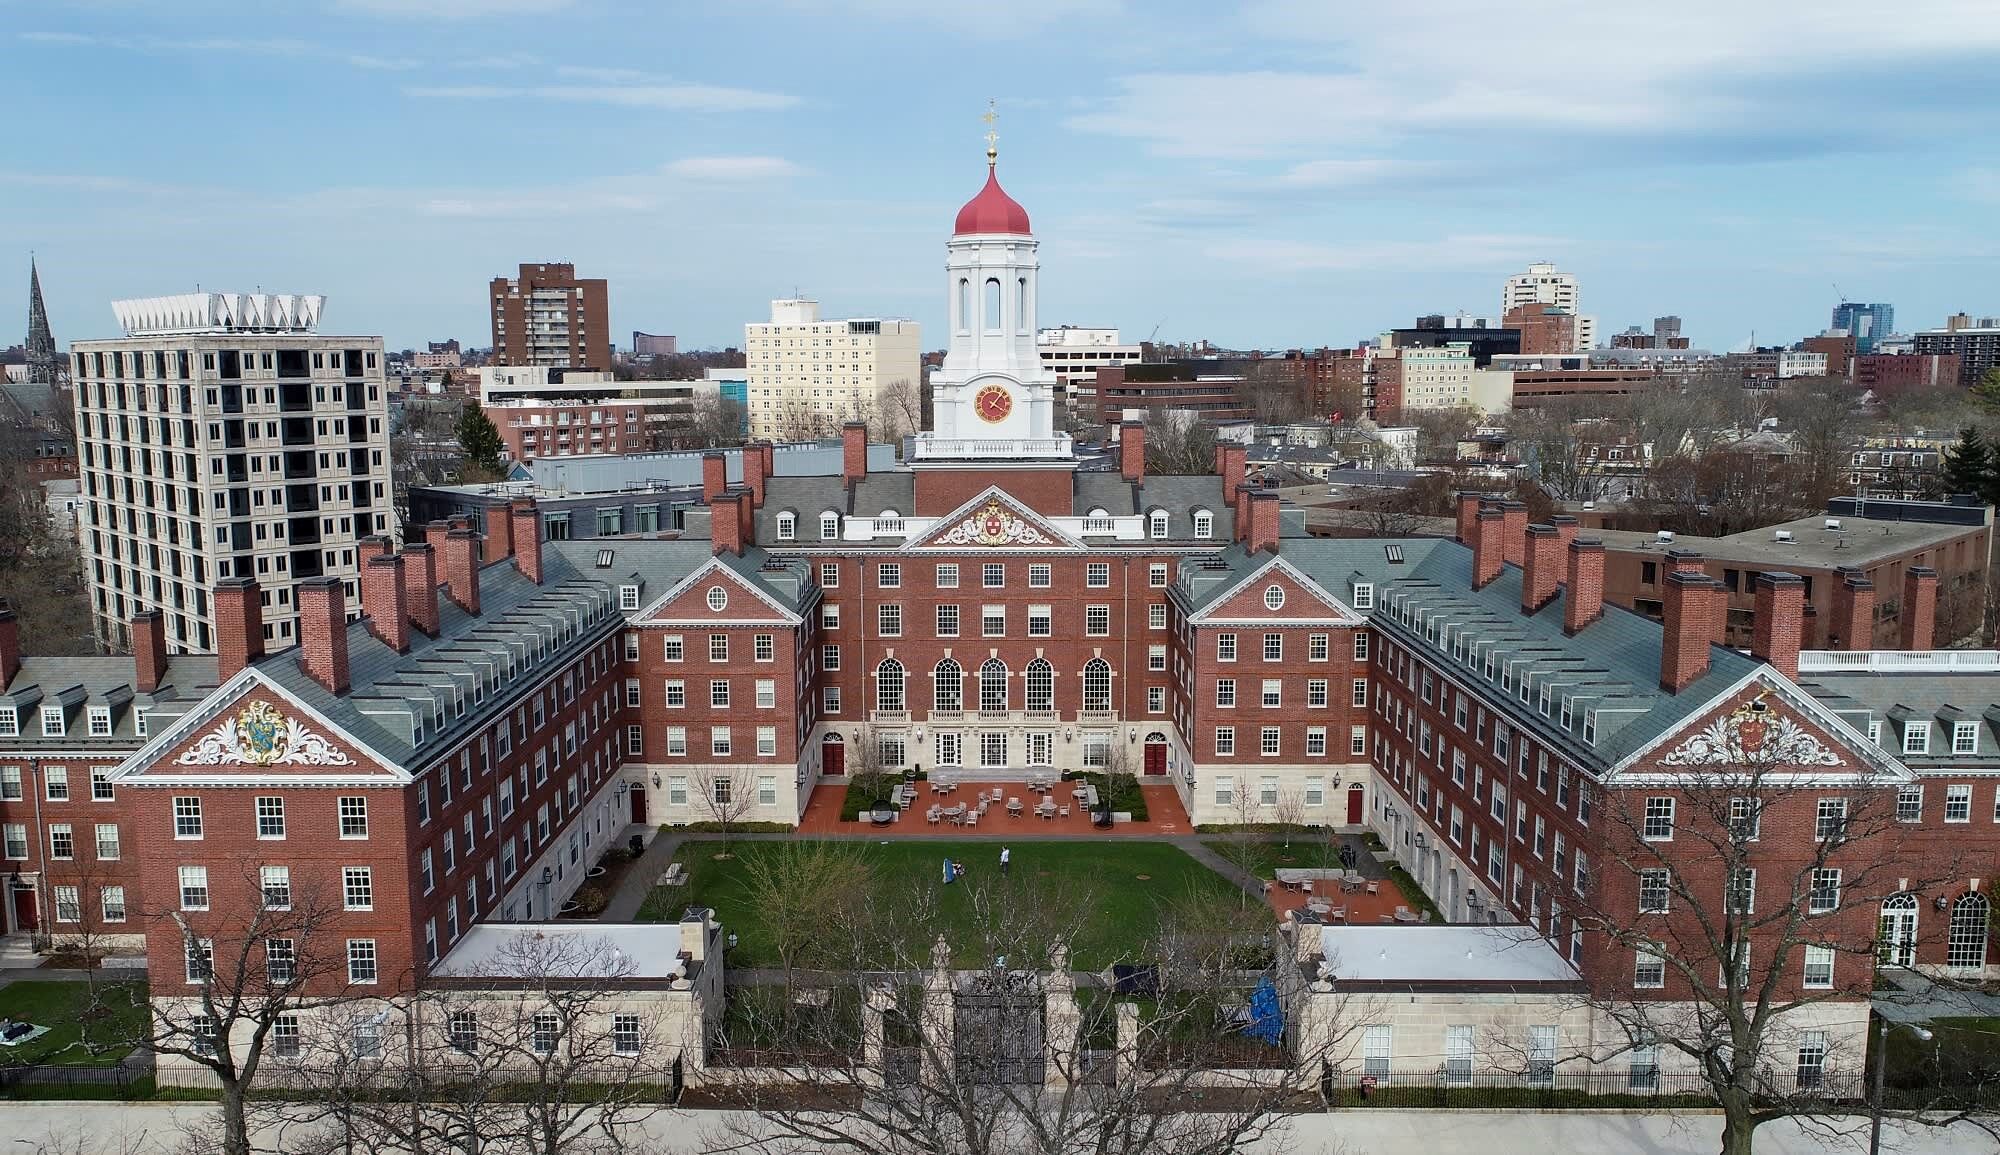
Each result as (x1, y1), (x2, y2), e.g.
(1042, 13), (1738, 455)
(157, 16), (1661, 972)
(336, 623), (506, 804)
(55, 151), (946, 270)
(489, 263), (612, 372)
(1854, 353), (1962, 395)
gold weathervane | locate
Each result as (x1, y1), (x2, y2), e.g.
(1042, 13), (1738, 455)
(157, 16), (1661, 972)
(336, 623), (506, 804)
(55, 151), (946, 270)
(982, 99), (999, 165)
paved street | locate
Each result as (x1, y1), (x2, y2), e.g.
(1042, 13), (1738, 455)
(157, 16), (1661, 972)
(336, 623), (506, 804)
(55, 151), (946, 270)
(0, 1102), (1990, 1155)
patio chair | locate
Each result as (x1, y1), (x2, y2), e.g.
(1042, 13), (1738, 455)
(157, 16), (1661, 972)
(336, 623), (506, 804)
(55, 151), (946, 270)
(1419, 909), (1433, 923)
(965, 811), (979, 828)
(1365, 881), (1380, 897)
(927, 806), (942, 825)
(1008, 796), (1023, 813)
(1060, 804), (1071, 818)
(1331, 906), (1347, 923)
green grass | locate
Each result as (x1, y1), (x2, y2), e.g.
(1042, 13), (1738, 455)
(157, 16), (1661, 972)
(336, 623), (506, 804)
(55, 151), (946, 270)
(640, 839), (1243, 971)
(0, 980), (146, 1067)
(1199, 837), (1343, 880)
(1072, 772), (1148, 821)
(838, 772), (905, 821)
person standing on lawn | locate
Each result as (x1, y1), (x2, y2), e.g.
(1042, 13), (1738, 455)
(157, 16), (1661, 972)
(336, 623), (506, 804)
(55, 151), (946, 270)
(1000, 846), (1011, 875)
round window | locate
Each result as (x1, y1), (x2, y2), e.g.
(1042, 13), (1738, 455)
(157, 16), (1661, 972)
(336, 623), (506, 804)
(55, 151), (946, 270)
(1263, 584), (1286, 611)
(706, 586), (728, 612)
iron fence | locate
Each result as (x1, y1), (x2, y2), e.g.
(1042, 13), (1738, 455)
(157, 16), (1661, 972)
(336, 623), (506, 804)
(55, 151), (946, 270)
(1322, 1067), (1719, 1109)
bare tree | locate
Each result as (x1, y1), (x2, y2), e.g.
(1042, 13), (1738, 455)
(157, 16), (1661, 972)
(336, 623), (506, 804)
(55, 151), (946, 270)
(286, 930), (680, 1155)
(1141, 410), (1217, 477)
(1566, 742), (1955, 1155)
(739, 839), (874, 993)
(1268, 786), (1309, 850)
(704, 866), (1334, 1155)
(1506, 401), (1613, 503)
(139, 865), (357, 1155)
(874, 378), (925, 445)
(1406, 407), (1480, 464)
(1242, 361), (1309, 427)
(1773, 376), (1865, 508)
(692, 768), (756, 848)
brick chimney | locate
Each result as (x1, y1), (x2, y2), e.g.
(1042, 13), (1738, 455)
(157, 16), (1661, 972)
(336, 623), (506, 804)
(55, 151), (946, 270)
(481, 503), (514, 564)
(426, 519), (453, 554)
(701, 452), (728, 506)
(444, 528), (482, 616)
(510, 499), (543, 585)
(1454, 493), (1482, 545)
(745, 441), (770, 508)
(1900, 566), (1938, 651)
(1522, 523), (1562, 615)
(1550, 514), (1579, 553)
(713, 491), (746, 556)
(362, 554), (410, 655)
(1751, 570), (1805, 678)
(357, 535), (392, 566)
(1830, 567), (1875, 651)
(296, 577), (350, 695)
(1563, 538), (1606, 635)
(1245, 491), (1281, 554)
(1119, 421), (1146, 483)
(402, 543), (441, 637)
(1500, 501), (1528, 567)
(1666, 549), (1707, 577)
(1661, 570), (1723, 692)
(1473, 506), (1506, 589)
(131, 609), (168, 694)
(842, 421), (869, 486)
(214, 577), (264, 680)
(1214, 443), (1247, 523)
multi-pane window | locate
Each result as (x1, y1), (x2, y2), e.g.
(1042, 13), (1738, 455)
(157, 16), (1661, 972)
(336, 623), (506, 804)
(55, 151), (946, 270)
(45, 767), (68, 800)
(936, 604), (960, 637)
(1642, 797), (1675, 840)
(267, 937), (297, 985)
(533, 1013), (559, 1054)
(1809, 868), (1842, 913)
(1897, 785), (1924, 823)
(1261, 680), (1282, 708)
(1306, 727), (1327, 756)
(1729, 796), (1762, 840)
(1954, 720), (1980, 754)
(256, 796), (286, 838)
(1215, 728), (1235, 756)
(1216, 679), (1236, 708)
(1027, 605), (1051, 636)
(1025, 660), (1054, 713)
(95, 823), (119, 859)
(91, 767), (115, 801)
(179, 865), (210, 910)
(1028, 563), (1051, 588)
(1797, 1031), (1828, 1090)
(174, 796), (203, 838)
(1085, 606), (1110, 636)
(1307, 679), (1328, 707)
(711, 680), (731, 708)
(613, 1013), (642, 1056)
(1946, 784), (1973, 822)
(1638, 869), (1670, 912)
(1262, 634), (1283, 661)
(877, 563), (901, 588)
(709, 634), (729, 662)
(936, 563), (958, 588)
(338, 796), (368, 838)
(53, 885), (79, 922)
(48, 824), (72, 860)
(1148, 603), (1168, 630)
(1815, 799), (1847, 843)
(1633, 946), (1666, 988)
(186, 939), (214, 984)
(1352, 679), (1368, 707)
(1802, 945), (1834, 989)
(1260, 727), (1281, 756)
(101, 885), (125, 923)
(1726, 868), (1756, 915)
(980, 660), (1009, 713)
(1086, 562), (1109, 588)
(348, 939), (379, 984)
(343, 867), (374, 910)
(1217, 634), (1236, 662)
(878, 603), (902, 637)
(262, 865), (292, 909)
(983, 563), (1005, 588)
(983, 606), (1007, 637)
(1362, 1025), (1391, 1081)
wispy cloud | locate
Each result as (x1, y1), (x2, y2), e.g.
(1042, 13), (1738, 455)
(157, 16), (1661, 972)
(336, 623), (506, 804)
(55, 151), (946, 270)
(1204, 234), (1565, 274)
(660, 156), (801, 181)
(334, 0), (574, 17)
(406, 77), (796, 112)
(788, 0), (1121, 35)
(19, 30), (418, 71)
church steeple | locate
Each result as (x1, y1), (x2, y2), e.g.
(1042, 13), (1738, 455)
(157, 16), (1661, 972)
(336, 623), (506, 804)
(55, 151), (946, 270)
(25, 258), (56, 386)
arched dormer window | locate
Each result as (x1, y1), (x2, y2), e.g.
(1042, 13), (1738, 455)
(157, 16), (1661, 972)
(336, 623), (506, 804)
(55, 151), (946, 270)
(1192, 508), (1215, 539)
(775, 511), (797, 541)
(1148, 510), (1170, 539)
(819, 511), (839, 540)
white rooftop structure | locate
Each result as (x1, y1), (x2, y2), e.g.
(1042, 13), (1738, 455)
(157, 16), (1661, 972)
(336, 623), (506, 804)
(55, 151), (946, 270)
(431, 922), (687, 980)
(111, 292), (325, 336)
(1318, 924), (1577, 985)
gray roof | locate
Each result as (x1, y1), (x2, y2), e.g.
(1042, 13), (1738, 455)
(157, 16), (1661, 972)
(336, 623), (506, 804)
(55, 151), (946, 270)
(1176, 535), (1763, 771)
(546, 539), (818, 617)
(755, 475), (854, 543)
(1588, 511), (1982, 570)
(1074, 473), (1236, 542)
(0, 655), (220, 749)
(1794, 655), (2000, 772)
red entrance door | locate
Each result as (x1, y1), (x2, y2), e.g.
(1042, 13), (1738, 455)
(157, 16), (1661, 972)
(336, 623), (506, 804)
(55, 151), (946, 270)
(629, 786), (647, 823)
(10, 884), (37, 933)
(1346, 784), (1365, 825)
(1143, 741), (1168, 776)
(823, 741), (845, 777)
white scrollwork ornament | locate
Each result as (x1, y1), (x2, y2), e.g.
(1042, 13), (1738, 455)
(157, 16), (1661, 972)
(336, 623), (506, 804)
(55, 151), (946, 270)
(1660, 691), (1844, 767)
(175, 700), (355, 767)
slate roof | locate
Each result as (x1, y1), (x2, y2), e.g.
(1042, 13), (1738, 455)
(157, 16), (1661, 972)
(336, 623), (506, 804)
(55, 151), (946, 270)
(1794, 658), (2000, 773)
(1073, 473), (1236, 542)
(1175, 535), (1764, 772)
(0, 655), (220, 750)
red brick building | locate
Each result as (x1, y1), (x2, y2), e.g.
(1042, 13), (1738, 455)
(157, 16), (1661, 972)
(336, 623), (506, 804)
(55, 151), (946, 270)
(1855, 352), (1962, 395)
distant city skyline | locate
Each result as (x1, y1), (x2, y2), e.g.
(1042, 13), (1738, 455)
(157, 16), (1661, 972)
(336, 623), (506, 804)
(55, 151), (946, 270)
(5, 1), (2000, 354)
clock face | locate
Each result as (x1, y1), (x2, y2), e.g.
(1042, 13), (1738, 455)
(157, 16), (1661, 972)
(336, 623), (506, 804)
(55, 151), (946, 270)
(974, 384), (1013, 424)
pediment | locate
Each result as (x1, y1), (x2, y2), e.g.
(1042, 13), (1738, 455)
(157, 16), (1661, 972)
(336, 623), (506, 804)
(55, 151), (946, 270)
(903, 486), (1083, 551)
(114, 677), (407, 786)
(1189, 556), (1365, 626)
(637, 557), (801, 625)
(1610, 673), (1911, 783)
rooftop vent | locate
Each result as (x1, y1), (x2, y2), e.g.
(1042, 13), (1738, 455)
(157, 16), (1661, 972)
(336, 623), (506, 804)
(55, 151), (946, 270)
(1774, 529), (1794, 542)
(1824, 518), (1843, 531)
(1384, 544), (1405, 564)
(1655, 530), (1675, 544)
(594, 549), (615, 569)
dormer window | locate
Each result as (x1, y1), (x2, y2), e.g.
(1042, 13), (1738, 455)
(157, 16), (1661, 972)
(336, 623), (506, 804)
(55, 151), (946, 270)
(776, 512), (796, 542)
(42, 706), (65, 737)
(619, 585), (640, 611)
(88, 707), (112, 737)
(820, 512), (839, 540)
(134, 709), (149, 738)
(1192, 510), (1214, 539)
(1149, 510), (1169, 538)
(1352, 582), (1375, 610)
(0, 707), (17, 737)
(1902, 722), (1930, 755)
(1953, 720), (1979, 754)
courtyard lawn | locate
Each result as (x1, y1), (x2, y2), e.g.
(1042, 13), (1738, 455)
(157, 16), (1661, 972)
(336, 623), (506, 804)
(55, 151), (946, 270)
(0, 980), (146, 1067)
(640, 839), (1245, 971)
(1198, 837), (1344, 881)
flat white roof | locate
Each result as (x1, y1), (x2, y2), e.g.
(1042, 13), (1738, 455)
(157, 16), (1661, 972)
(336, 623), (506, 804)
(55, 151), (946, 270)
(1319, 925), (1576, 984)
(432, 922), (686, 980)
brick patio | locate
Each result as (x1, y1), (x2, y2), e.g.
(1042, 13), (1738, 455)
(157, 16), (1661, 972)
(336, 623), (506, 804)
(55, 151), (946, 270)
(798, 778), (1192, 837)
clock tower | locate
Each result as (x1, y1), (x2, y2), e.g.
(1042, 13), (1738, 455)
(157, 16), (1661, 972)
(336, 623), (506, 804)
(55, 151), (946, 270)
(916, 107), (1069, 467)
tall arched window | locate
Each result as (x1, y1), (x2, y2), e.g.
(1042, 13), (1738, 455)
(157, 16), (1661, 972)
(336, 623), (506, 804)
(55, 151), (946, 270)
(984, 278), (1002, 333)
(957, 278), (970, 333)
(875, 659), (905, 713)
(979, 658), (1009, 713)
(1016, 277), (1027, 332)
(1949, 892), (1991, 969)
(1025, 658), (1054, 713)
(933, 658), (962, 713)
(1082, 658), (1112, 712)
(1879, 893), (1918, 967)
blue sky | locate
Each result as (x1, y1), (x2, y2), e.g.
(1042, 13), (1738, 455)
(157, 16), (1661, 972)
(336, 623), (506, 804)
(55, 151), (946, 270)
(5, 0), (2000, 354)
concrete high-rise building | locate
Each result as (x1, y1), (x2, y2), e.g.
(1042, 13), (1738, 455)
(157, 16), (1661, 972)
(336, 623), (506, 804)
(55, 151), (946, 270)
(631, 331), (678, 358)
(1036, 326), (1141, 417)
(1502, 262), (1596, 349)
(1830, 302), (1894, 354)
(743, 299), (921, 441)
(489, 263), (611, 371)
(70, 293), (393, 653)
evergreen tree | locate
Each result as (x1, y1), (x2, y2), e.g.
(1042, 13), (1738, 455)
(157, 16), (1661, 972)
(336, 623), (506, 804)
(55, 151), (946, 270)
(1974, 367), (2000, 413)
(1940, 426), (1994, 499)
(454, 401), (505, 475)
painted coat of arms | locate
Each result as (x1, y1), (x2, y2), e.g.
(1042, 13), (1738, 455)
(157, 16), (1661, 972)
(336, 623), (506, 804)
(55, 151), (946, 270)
(175, 700), (355, 767)
(935, 500), (1057, 548)
(1659, 691), (1844, 767)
